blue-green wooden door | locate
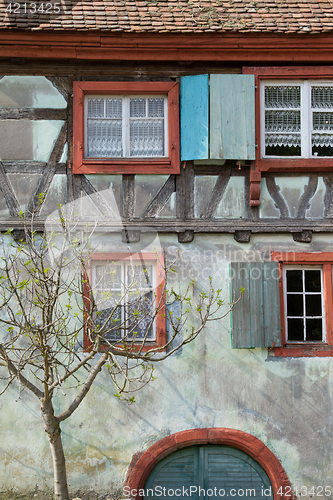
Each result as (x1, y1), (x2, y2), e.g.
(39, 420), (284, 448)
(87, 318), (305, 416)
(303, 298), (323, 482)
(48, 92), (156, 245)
(145, 445), (272, 500)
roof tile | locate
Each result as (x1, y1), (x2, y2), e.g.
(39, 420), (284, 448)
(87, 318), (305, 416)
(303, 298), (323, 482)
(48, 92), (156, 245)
(1, 0), (333, 33)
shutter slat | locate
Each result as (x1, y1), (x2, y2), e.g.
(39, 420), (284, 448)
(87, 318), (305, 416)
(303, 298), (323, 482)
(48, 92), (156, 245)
(263, 262), (282, 347)
(249, 263), (265, 346)
(231, 262), (281, 348)
(210, 74), (255, 160)
(181, 74), (209, 161)
(230, 262), (252, 348)
(145, 445), (272, 500)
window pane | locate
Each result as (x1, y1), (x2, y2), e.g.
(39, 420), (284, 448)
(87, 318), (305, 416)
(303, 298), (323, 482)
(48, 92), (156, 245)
(95, 264), (122, 289)
(95, 304), (122, 341)
(312, 140), (333, 157)
(313, 112), (333, 131)
(130, 98), (146, 118)
(265, 135), (301, 156)
(148, 98), (164, 117)
(287, 318), (304, 341)
(306, 295), (322, 317)
(312, 111), (333, 156)
(265, 86), (301, 157)
(265, 86), (301, 108)
(265, 110), (300, 133)
(88, 98), (104, 118)
(304, 270), (321, 292)
(287, 294), (303, 316)
(311, 86), (333, 109)
(127, 264), (153, 288)
(126, 291), (154, 339)
(286, 270), (303, 292)
(130, 120), (164, 157)
(87, 119), (122, 157)
(306, 318), (322, 341)
(106, 99), (122, 118)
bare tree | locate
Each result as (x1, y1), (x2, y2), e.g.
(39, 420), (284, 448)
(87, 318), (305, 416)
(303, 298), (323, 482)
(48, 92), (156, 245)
(0, 212), (239, 500)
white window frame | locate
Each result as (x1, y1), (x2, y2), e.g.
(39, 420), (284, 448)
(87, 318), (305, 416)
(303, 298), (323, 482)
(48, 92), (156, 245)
(91, 259), (157, 342)
(84, 94), (168, 159)
(261, 80), (333, 159)
(283, 265), (326, 343)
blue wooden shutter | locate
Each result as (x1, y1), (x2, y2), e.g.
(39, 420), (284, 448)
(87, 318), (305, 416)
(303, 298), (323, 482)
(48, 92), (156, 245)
(230, 262), (281, 348)
(181, 74), (209, 161)
(210, 74), (255, 160)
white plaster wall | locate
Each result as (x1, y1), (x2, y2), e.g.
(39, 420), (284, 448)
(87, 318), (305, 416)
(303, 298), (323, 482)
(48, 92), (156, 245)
(1, 233), (333, 497)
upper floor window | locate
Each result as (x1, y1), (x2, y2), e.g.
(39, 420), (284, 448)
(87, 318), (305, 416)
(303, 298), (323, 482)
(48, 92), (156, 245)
(85, 95), (168, 159)
(261, 81), (333, 159)
(73, 81), (179, 175)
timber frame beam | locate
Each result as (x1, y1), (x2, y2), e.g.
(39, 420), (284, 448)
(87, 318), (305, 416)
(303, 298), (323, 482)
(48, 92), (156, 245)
(2, 32), (333, 63)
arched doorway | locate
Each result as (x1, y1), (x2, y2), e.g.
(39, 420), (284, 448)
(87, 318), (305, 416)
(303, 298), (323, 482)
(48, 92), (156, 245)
(125, 428), (291, 500)
(145, 445), (273, 500)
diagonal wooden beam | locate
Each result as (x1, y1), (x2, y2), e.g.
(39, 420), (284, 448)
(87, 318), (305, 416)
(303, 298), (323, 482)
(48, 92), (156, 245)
(296, 175), (318, 218)
(142, 175), (176, 218)
(45, 76), (70, 103)
(0, 160), (20, 216)
(81, 175), (119, 217)
(201, 168), (231, 218)
(324, 174), (333, 218)
(266, 177), (289, 218)
(27, 123), (67, 215)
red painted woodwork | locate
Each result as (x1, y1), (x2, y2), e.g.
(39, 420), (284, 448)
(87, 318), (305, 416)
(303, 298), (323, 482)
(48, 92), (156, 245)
(250, 161), (261, 207)
(125, 428), (292, 500)
(271, 252), (333, 357)
(84, 252), (166, 352)
(243, 66), (333, 206)
(73, 81), (180, 175)
(244, 66), (333, 78)
(3, 32), (333, 63)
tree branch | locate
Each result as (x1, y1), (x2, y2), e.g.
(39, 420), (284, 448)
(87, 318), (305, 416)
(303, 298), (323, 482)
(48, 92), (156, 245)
(56, 353), (108, 423)
(0, 346), (44, 399)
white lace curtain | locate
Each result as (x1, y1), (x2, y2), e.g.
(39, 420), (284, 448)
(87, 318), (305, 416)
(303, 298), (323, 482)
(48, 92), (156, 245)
(86, 97), (165, 158)
(265, 85), (333, 150)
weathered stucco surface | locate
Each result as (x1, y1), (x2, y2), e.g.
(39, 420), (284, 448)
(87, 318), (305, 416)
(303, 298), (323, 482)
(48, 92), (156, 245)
(1, 233), (333, 497)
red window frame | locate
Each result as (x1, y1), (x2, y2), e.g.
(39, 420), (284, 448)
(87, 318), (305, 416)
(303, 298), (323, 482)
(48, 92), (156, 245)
(271, 252), (333, 357)
(84, 252), (166, 352)
(73, 81), (180, 175)
(243, 66), (333, 174)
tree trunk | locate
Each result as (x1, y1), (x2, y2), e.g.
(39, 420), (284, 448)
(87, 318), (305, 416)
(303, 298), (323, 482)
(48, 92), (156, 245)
(41, 399), (69, 500)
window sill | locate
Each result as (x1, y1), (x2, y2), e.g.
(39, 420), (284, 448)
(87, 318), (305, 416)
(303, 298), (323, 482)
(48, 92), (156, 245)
(74, 158), (178, 175)
(273, 344), (333, 357)
(84, 339), (167, 353)
(257, 158), (333, 173)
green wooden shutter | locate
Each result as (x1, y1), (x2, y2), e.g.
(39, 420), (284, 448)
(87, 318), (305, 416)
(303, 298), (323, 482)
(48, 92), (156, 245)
(181, 74), (209, 161)
(145, 447), (199, 500)
(230, 262), (281, 348)
(205, 446), (272, 499)
(210, 74), (255, 160)
(145, 445), (272, 500)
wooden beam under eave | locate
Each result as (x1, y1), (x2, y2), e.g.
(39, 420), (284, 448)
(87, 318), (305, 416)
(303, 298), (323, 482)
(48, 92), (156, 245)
(2, 32), (333, 63)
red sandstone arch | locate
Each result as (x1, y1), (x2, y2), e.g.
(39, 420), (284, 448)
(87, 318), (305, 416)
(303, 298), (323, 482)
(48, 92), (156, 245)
(125, 428), (292, 500)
